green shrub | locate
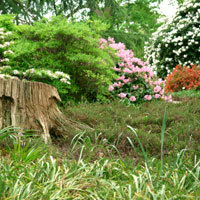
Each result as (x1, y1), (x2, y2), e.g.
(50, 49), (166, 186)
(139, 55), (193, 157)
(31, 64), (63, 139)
(165, 64), (200, 93)
(0, 20), (71, 104)
(0, 14), (16, 31)
(145, 0), (200, 78)
(9, 16), (118, 103)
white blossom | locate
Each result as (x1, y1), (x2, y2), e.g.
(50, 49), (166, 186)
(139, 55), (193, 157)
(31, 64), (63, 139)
(13, 70), (20, 75)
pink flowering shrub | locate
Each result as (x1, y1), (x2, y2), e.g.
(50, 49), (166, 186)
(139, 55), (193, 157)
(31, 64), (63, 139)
(100, 37), (172, 103)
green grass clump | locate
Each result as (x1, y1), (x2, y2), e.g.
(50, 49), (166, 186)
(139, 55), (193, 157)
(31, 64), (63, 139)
(0, 151), (199, 199)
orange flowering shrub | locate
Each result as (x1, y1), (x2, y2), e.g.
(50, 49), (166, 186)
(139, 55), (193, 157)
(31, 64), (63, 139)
(165, 64), (200, 93)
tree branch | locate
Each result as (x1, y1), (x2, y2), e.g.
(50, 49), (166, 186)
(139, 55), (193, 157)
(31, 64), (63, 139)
(66, 1), (86, 18)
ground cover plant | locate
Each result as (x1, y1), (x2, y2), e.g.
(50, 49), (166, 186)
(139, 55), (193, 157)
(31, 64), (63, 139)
(0, 96), (200, 199)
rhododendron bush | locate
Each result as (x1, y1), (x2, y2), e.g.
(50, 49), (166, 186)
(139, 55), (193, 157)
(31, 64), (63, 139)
(165, 64), (200, 93)
(100, 37), (172, 103)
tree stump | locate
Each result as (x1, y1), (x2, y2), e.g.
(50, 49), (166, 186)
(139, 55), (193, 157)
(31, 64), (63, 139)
(0, 77), (91, 143)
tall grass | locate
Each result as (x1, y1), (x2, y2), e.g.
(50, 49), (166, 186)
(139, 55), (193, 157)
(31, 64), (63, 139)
(161, 105), (167, 177)
(0, 153), (199, 199)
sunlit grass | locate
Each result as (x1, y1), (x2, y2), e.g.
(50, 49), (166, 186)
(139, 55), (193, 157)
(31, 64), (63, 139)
(0, 152), (199, 199)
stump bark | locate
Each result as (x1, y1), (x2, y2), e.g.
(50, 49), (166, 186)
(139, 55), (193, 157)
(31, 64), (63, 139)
(0, 77), (91, 143)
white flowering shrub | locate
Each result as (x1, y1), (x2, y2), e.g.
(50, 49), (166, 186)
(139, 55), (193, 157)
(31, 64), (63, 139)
(0, 28), (13, 67)
(145, 0), (200, 78)
(0, 28), (70, 85)
(0, 67), (71, 85)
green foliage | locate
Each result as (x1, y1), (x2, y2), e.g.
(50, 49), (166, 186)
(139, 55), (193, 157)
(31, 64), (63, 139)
(145, 0), (200, 78)
(0, 127), (48, 164)
(101, 0), (162, 58)
(1, 152), (199, 199)
(0, 0), (51, 24)
(0, 14), (16, 31)
(171, 89), (200, 99)
(0, 127), (16, 143)
(9, 16), (118, 103)
(125, 0), (161, 35)
(103, 30), (147, 59)
(0, 0), (162, 59)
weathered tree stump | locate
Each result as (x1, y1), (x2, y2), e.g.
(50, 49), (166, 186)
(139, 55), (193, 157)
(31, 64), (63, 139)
(0, 77), (91, 143)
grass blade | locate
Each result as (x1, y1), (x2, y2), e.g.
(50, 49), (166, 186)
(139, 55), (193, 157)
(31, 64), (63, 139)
(161, 105), (167, 177)
(127, 125), (149, 167)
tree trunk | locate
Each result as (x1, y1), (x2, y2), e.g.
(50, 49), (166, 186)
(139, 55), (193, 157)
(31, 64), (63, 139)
(0, 77), (92, 143)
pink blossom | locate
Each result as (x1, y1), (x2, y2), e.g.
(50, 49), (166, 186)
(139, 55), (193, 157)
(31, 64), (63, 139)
(160, 89), (164, 95)
(131, 67), (138, 73)
(113, 67), (121, 72)
(113, 82), (122, 87)
(137, 60), (144, 66)
(167, 95), (172, 102)
(101, 37), (171, 102)
(133, 85), (139, 90)
(129, 96), (136, 102)
(108, 85), (114, 91)
(118, 63), (125, 67)
(100, 38), (107, 44)
(140, 66), (148, 72)
(149, 80), (153, 86)
(108, 37), (115, 43)
(117, 75), (125, 81)
(143, 74), (148, 79)
(162, 96), (168, 101)
(154, 79), (163, 85)
(123, 78), (131, 83)
(149, 71), (154, 77)
(123, 68), (132, 73)
(109, 43), (125, 50)
(99, 45), (104, 49)
(154, 85), (162, 93)
(144, 95), (152, 101)
(154, 94), (160, 99)
(118, 93), (127, 98)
